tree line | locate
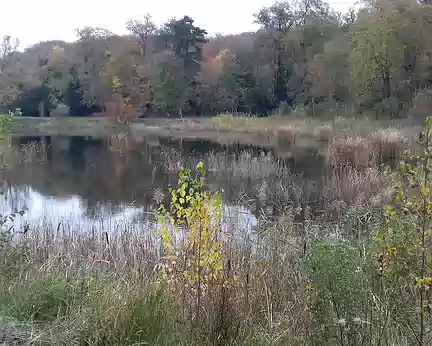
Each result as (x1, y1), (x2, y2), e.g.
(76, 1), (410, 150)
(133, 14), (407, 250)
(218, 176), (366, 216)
(0, 0), (432, 118)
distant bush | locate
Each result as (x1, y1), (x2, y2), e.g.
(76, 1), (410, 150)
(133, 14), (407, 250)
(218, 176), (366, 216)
(103, 94), (137, 124)
(303, 101), (355, 118)
(276, 101), (292, 116)
(409, 88), (432, 123)
(50, 103), (70, 117)
(290, 106), (307, 118)
(373, 97), (403, 118)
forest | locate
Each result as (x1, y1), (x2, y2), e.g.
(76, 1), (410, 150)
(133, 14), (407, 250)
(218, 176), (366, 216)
(0, 0), (432, 119)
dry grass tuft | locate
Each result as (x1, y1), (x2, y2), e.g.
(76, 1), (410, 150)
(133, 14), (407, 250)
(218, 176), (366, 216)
(326, 137), (372, 168)
(371, 129), (405, 159)
(313, 124), (333, 142)
(207, 150), (285, 180)
(325, 166), (393, 212)
(276, 125), (299, 145)
(20, 141), (49, 163)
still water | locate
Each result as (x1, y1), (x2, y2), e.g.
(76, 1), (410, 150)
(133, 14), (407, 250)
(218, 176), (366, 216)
(0, 135), (326, 234)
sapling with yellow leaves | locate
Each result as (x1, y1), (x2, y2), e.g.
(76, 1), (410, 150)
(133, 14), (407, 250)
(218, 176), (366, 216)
(376, 117), (432, 345)
(157, 162), (226, 320)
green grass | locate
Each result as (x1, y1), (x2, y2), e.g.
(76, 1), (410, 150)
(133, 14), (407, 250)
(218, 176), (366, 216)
(0, 233), (256, 345)
(0, 272), (189, 345)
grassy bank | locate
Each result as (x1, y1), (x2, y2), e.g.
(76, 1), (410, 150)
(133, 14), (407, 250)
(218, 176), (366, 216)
(4, 114), (420, 150)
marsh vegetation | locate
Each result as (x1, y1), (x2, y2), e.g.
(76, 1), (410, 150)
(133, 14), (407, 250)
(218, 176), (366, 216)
(0, 114), (429, 345)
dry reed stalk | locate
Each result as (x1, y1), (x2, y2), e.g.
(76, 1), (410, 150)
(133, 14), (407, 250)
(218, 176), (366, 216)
(15, 224), (159, 277)
(276, 125), (299, 145)
(326, 137), (372, 168)
(207, 150), (284, 180)
(313, 124), (333, 142)
(371, 129), (405, 159)
(325, 166), (392, 210)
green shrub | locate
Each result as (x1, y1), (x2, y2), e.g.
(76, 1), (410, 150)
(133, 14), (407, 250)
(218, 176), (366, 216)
(307, 242), (371, 345)
(277, 101), (292, 116)
(374, 117), (432, 344)
(373, 97), (403, 118)
(409, 88), (432, 124)
(83, 284), (180, 346)
(0, 114), (13, 136)
(6, 277), (77, 322)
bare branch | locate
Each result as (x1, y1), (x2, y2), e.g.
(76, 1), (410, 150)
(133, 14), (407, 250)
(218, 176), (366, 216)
(0, 35), (19, 81)
(126, 14), (156, 56)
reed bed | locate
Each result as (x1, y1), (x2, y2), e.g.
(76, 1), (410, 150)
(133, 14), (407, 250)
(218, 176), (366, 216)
(324, 166), (393, 212)
(0, 209), (312, 345)
(313, 124), (333, 142)
(325, 137), (372, 168)
(276, 125), (299, 145)
(371, 128), (406, 160)
(21, 141), (49, 163)
(207, 150), (286, 180)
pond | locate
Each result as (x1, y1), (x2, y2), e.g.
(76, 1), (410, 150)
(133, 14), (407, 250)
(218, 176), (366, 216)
(0, 134), (331, 236)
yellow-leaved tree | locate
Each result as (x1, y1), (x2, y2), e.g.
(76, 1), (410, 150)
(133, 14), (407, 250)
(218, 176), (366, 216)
(157, 162), (226, 321)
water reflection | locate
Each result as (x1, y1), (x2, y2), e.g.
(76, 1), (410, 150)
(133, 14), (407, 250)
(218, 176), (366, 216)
(0, 185), (149, 233)
(0, 135), (324, 233)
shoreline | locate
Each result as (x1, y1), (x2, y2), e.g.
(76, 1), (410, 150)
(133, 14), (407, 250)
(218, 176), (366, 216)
(6, 116), (314, 149)
(5, 115), (420, 150)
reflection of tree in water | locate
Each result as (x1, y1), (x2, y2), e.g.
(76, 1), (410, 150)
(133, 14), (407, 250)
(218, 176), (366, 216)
(7, 135), (171, 216)
(68, 136), (99, 168)
(5, 135), (327, 222)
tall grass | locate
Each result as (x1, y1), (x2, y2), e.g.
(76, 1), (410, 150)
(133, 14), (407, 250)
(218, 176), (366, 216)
(313, 124), (333, 142)
(0, 166), (392, 345)
(325, 137), (372, 168)
(371, 128), (406, 160)
(0, 210), (311, 345)
(276, 125), (299, 145)
(207, 150), (286, 180)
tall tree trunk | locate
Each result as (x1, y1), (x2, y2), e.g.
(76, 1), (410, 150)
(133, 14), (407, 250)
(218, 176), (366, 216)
(39, 101), (45, 118)
(381, 68), (391, 99)
(274, 35), (286, 105)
